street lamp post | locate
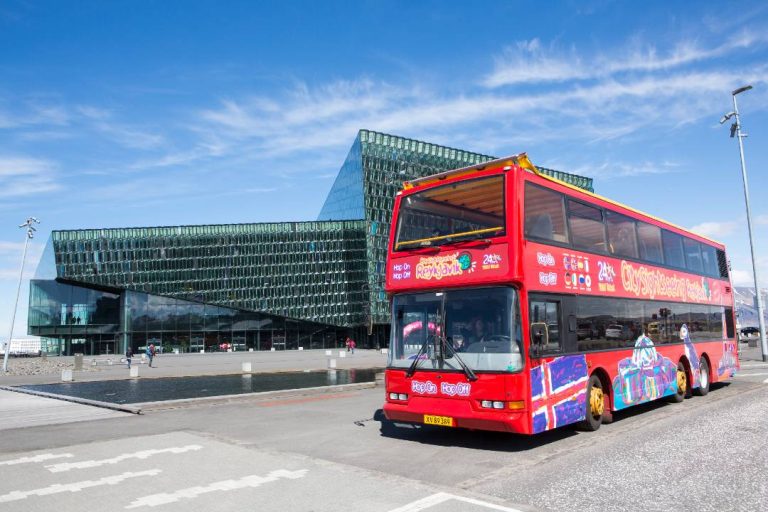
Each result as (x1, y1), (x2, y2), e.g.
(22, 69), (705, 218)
(3, 217), (40, 372)
(721, 85), (768, 361)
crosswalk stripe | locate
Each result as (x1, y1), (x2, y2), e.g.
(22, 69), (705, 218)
(0, 470), (160, 503)
(387, 492), (524, 512)
(45, 445), (202, 472)
(125, 469), (308, 509)
(0, 453), (73, 466)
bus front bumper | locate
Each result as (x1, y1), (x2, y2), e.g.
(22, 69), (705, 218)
(383, 397), (529, 434)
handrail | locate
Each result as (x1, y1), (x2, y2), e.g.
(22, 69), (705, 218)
(395, 226), (503, 249)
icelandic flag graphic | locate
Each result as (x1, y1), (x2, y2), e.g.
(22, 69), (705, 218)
(531, 355), (589, 433)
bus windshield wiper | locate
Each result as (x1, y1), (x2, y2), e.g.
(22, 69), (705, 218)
(441, 336), (477, 381)
(405, 335), (432, 378)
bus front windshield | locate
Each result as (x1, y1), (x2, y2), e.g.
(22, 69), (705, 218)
(388, 287), (523, 373)
(394, 175), (505, 250)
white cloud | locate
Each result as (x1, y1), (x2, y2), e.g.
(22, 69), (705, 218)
(756, 214), (768, 225)
(731, 269), (757, 287)
(0, 156), (60, 198)
(690, 221), (741, 238)
(483, 32), (768, 87)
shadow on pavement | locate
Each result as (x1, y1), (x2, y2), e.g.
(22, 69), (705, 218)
(371, 382), (732, 451)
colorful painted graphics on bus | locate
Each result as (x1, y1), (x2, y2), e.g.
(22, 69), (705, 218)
(526, 242), (731, 306)
(530, 355), (588, 433)
(612, 334), (678, 409)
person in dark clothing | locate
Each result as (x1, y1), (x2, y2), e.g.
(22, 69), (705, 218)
(125, 347), (133, 369)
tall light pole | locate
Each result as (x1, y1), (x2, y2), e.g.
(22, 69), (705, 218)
(721, 85), (768, 361)
(2, 217), (39, 372)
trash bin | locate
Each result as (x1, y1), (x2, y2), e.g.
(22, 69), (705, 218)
(74, 353), (84, 371)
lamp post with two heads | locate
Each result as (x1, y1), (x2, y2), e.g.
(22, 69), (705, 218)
(721, 85), (768, 361)
(3, 217), (40, 372)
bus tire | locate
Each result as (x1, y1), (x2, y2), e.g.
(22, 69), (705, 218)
(694, 357), (710, 396)
(580, 374), (604, 431)
(668, 361), (687, 403)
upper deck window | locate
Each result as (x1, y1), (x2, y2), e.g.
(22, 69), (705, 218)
(395, 176), (505, 250)
(662, 230), (685, 269)
(568, 200), (607, 253)
(606, 211), (638, 259)
(524, 183), (568, 243)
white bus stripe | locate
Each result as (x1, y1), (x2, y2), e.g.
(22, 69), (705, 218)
(0, 453), (73, 466)
(0, 470), (160, 503)
(387, 492), (525, 512)
(45, 445), (202, 472)
(124, 469), (308, 509)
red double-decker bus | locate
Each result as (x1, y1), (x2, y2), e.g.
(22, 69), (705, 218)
(383, 154), (738, 434)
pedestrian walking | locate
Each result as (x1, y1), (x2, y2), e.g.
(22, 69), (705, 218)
(345, 337), (351, 352)
(125, 346), (133, 369)
(347, 337), (356, 354)
(146, 343), (155, 367)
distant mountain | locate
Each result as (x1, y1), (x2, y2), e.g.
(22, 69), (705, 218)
(734, 286), (768, 328)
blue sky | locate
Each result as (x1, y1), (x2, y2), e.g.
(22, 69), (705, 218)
(2, 0), (768, 339)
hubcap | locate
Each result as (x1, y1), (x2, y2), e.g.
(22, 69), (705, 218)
(700, 366), (708, 388)
(590, 386), (604, 417)
(677, 369), (687, 394)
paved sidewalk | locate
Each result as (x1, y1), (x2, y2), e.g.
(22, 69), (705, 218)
(0, 390), (126, 431)
(739, 342), (765, 362)
(0, 349), (386, 386)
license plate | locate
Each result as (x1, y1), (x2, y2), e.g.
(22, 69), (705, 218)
(423, 414), (454, 427)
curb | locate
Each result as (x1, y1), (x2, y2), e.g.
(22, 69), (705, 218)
(0, 385), (142, 415)
(134, 381), (378, 411)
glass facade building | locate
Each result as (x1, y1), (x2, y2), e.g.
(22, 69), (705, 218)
(29, 129), (593, 355)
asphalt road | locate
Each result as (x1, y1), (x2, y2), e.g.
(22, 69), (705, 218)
(1, 366), (767, 512)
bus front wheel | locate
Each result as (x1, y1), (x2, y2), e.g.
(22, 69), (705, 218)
(580, 374), (604, 431)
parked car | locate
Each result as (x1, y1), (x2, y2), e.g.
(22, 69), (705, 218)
(577, 322), (598, 340)
(739, 327), (760, 342)
(605, 324), (629, 340)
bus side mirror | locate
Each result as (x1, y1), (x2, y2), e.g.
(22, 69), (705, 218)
(530, 322), (548, 356)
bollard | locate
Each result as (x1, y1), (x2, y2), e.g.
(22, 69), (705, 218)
(298, 347), (304, 351)
(174, 348), (179, 355)
(61, 369), (73, 382)
(91, 359), (97, 367)
(380, 348), (389, 355)
(325, 350), (332, 356)
(74, 353), (83, 371)
(339, 351), (346, 358)
(107, 359), (113, 366)
(328, 358), (337, 369)
(199, 349), (204, 354)
(242, 362), (252, 373)
(141, 354), (147, 361)
(249, 348), (254, 352)
(270, 347), (276, 352)
(129, 366), (139, 378)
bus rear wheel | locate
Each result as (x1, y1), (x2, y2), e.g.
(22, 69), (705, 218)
(580, 374), (604, 431)
(694, 357), (710, 396)
(668, 361), (687, 403)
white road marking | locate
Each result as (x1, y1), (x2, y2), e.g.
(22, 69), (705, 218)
(0, 469), (160, 503)
(45, 444), (203, 472)
(387, 492), (525, 512)
(0, 453), (73, 466)
(124, 469), (308, 509)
